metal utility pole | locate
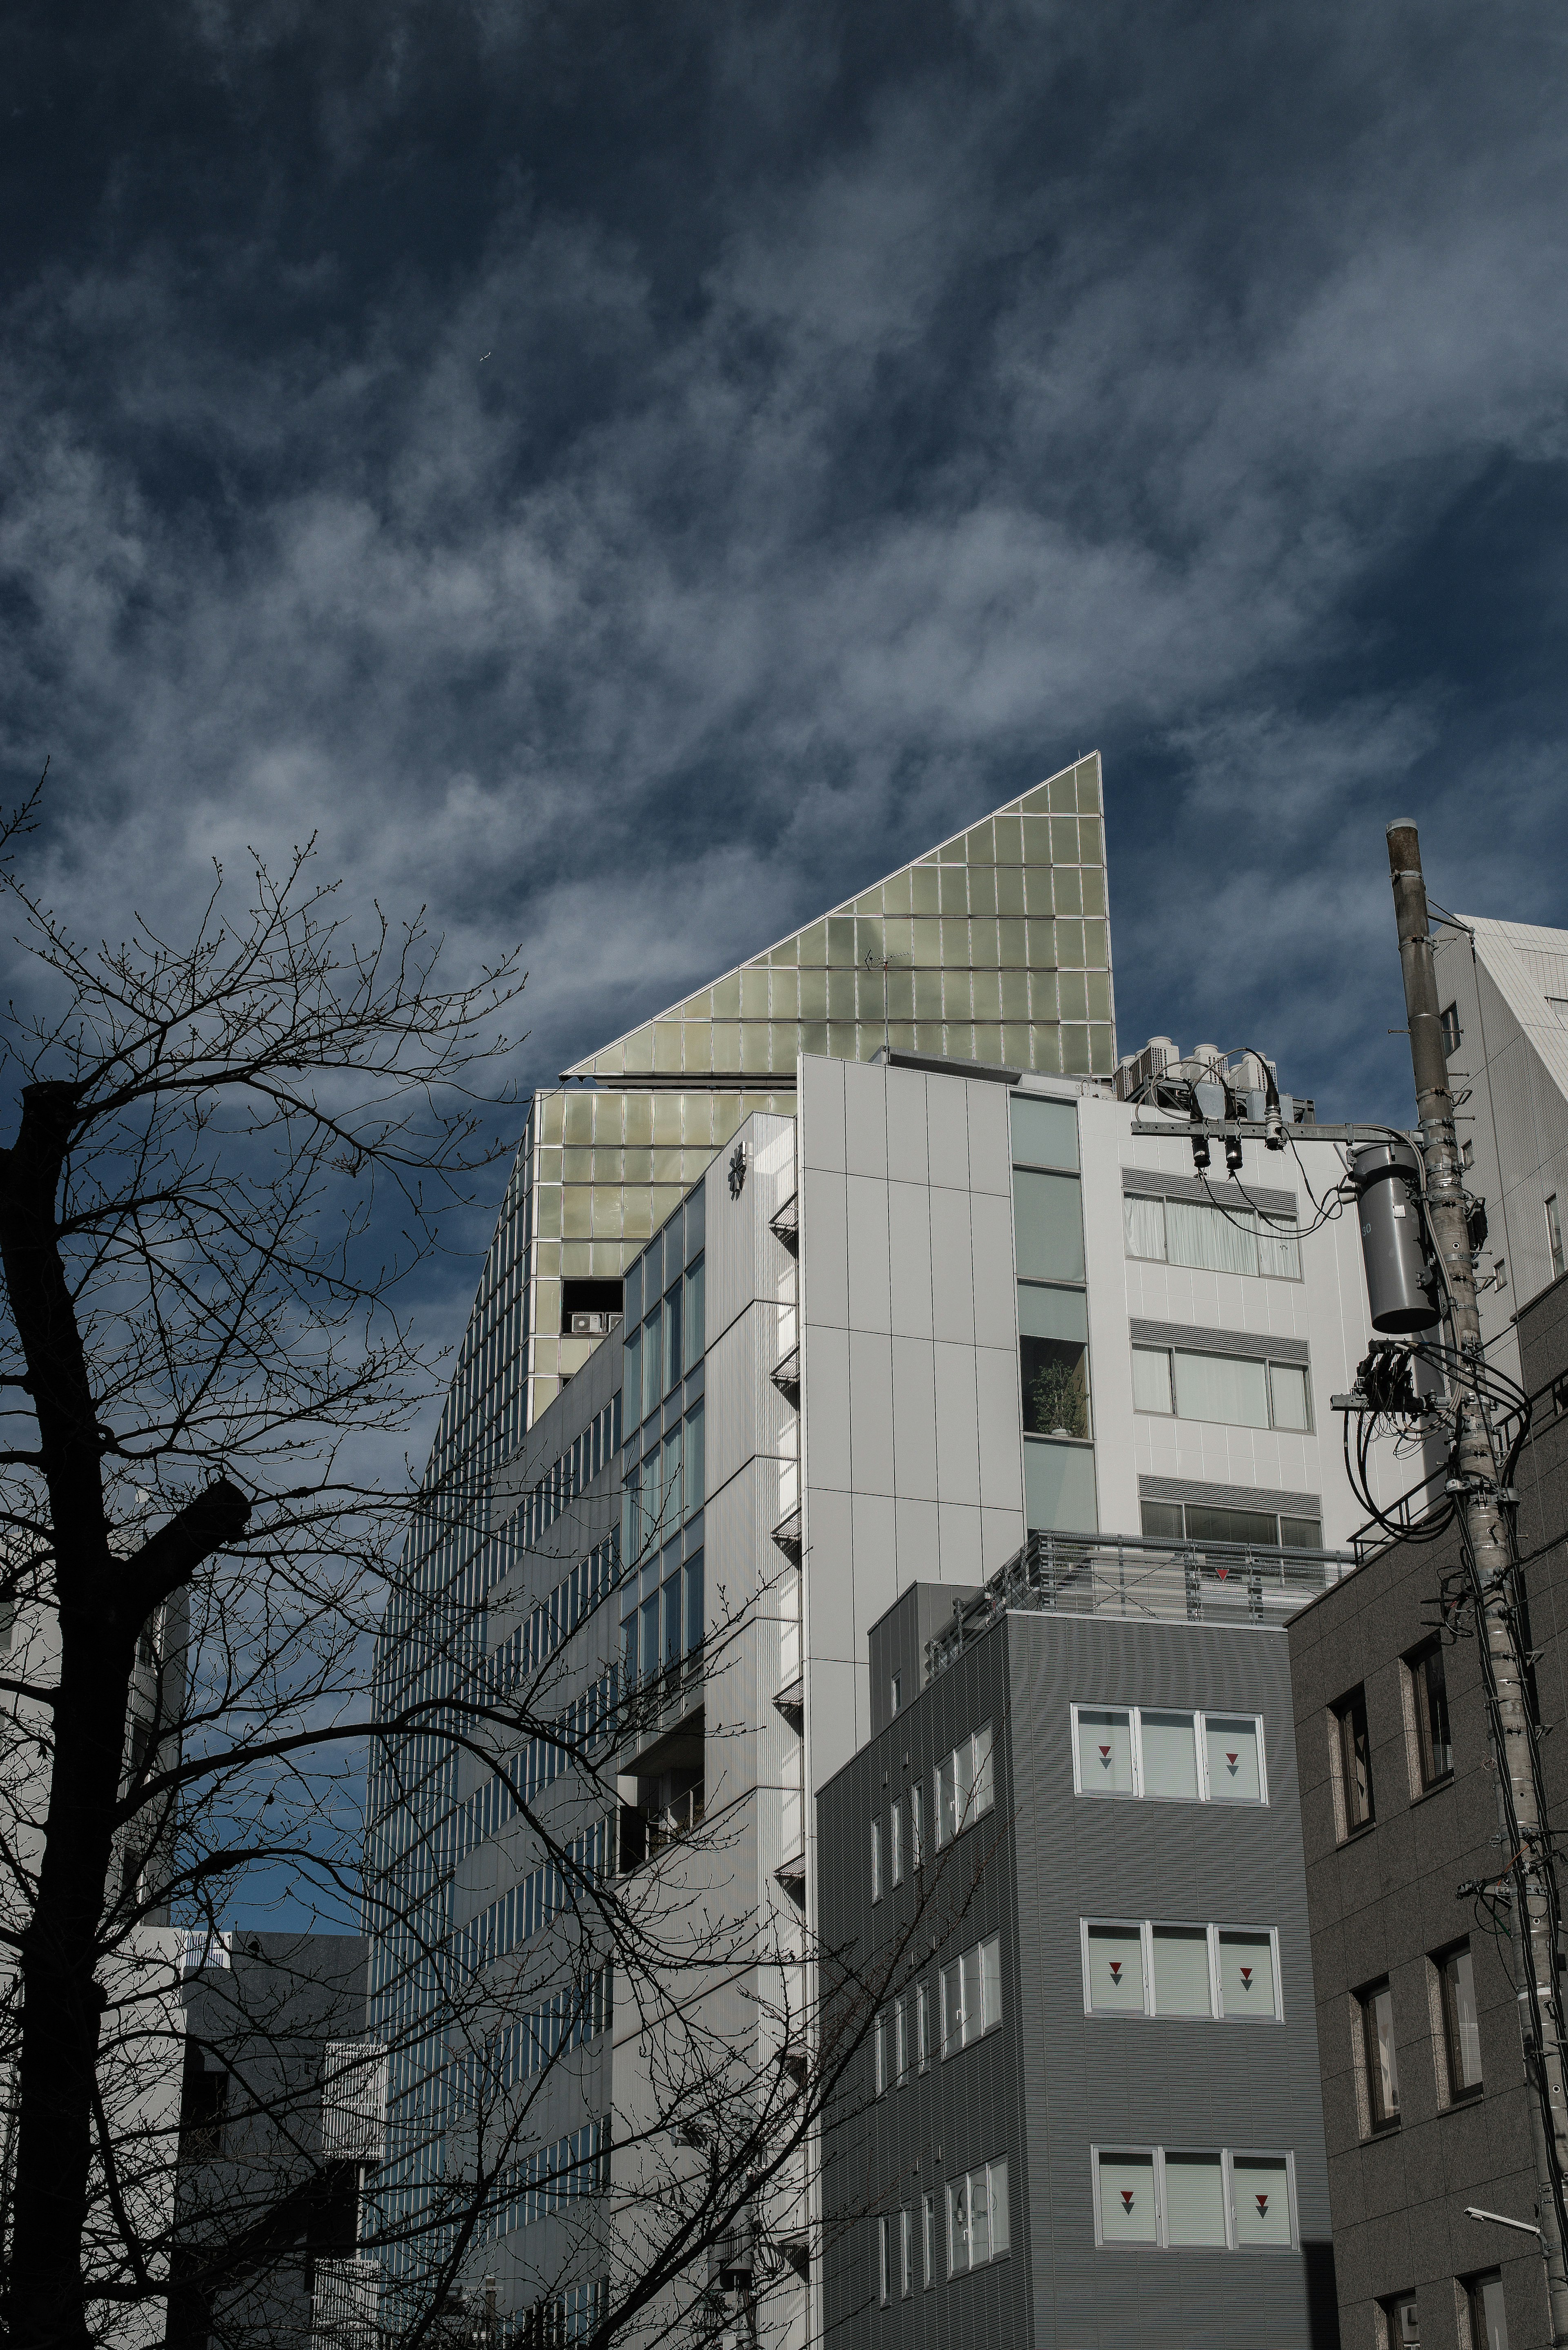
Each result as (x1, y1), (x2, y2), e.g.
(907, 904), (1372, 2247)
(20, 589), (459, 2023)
(1386, 818), (1568, 2344)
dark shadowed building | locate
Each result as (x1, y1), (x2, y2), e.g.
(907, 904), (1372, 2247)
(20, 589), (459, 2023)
(1286, 1269), (1568, 2350)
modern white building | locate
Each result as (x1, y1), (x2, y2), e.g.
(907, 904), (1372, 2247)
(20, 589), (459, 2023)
(364, 763), (1398, 2343)
(1432, 914), (1568, 1387)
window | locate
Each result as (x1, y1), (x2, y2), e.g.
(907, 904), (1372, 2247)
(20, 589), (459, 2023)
(922, 2192), (936, 2288)
(1071, 1704), (1267, 1805)
(890, 1798), (904, 1886)
(1152, 1926), (1211, 2018)
(684, 1551), (704, 1661)
(1441, 1002), (1462, 1056)
(1437, 1942), (1483, 2100)
(1466, 2272), (1508, 2350)
(878, 2215), (890, 2306)
(664, 1281), (683, 1392)
(1332, 1686), (1375, 1833)
(900, 2207), (913, 2297)
(1408, 1640), (1453, 1788)
(1139, 1497), (1324, 1550)
(933, 1723), (995, 1846)
(1132, 1344), (1312, 1431)
(1085, 1923), (1146, 2013)
(917, 1981), (931, 2072)
(684, 1401), (704, 1518)
(1013, 1169), (1086, 1282)
(910, 1781), (925, 1870)
(874, 2012), (888, 2097)
(1383, 2294), (1421, 2350)
(947, 2158), (1010, 2274)
(890, 1672), (902, 1717)
(940, 1933), (1002, 2056)
(683, 1254), (706, 1369)
(641, 1309), (660, 1423)
(1019, 1282), (1091, 1439)
(870, 1817), (882, 1902)
(1094, 2147), (1297, 2251)
(894, 1995), (909, 2088)
(1359, 1980), (1400, 2129)
(1548, 1196), (1565, 1282)
(1123, 1192), (1302, 1280)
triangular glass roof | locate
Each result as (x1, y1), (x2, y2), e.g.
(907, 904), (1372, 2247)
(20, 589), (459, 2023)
(565, 752), (1115, 1083)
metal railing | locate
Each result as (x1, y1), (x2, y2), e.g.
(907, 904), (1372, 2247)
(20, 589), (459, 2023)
(926, 1527), (1352, 1682)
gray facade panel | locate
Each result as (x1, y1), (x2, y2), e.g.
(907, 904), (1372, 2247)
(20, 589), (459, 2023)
(819, 1591), (1334, 2350)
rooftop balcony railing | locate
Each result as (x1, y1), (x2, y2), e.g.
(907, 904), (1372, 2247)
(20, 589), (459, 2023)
(926, 1526), (1352, 1683)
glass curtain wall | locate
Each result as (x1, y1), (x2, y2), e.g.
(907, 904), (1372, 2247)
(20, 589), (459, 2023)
(529, 754), (1114, 1429)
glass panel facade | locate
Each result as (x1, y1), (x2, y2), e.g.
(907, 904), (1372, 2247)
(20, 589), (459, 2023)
(1025, 1437), (1098, 1533)
(519, 756), (1113, 1427)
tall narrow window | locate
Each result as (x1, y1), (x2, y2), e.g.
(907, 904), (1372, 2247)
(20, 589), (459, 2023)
(1231, 2156), (1292, 2248)
(1140, 1711), (1199, 1801)
(874, 2012), (888, 2098)
(1441, 1003), (1462, 1057)
(900, 2207), (913, 2297)
(1205, 1715), (1263, 1804)
(1360, 1980), (1400, 2129)
(1086, 1924), (1146, 2014)
(1164, 2152), (1225, 2245)
(1151, 1926), (1213, 2018)
(870, 1817), (882, 1903)
(878, 2215), (890, 2306)
(664, 1281), (683, 1391)
(1467, 2272), (1508, 2350)
(1410, 1640), (1453, 1787)
(890, 1798), (904, 1887)
(917, 1981), (930, 2071)
(683, 1254), (705, 1367)
(1333, 1686), (1375, 1832)
(1548, 1196), (1565, 1282)
(922, 2192), (935, 2288)
(1076, 1706), (1134, 1796)
(894, 1995), (908, 2087)
(684, 1400), (705, 1517)
(1383, 2295), (1421, 2350)
(910, 1781), (925, 1869)
(1438, 1943), (1483, 2100)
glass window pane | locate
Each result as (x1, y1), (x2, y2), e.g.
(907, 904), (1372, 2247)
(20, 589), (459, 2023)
(1124, 1194), (1166, 1261)
(1133, 1344), (1171, 1410)
(684, 1401), (705, 1516)
(960, 1946), (982, 2046)
(1218, 1932), (1276, 2018)
(1445, 1948), (1483, 2089)
(1206, 1715), (1264, 1803)
(1269, 1362), (1312, 1431)
(684, 1255), (705, 1364)
(1151, 1926), (1212, 2017)
(947, 2178), (969, 2274)
(1086, 1924), (1146, 2013)
(640, 1594), (659, 1681)
(642, 1312), (661, 1422)
(624, 1329), (641, 1420)
(1231, 2156), (1292, 2248)
(1187, 1504), (1277, 1547)
(1077, 1707), (1133, 1796)
(1473, 2274), (1508, 2350)
(1013, 1169), (1086, 1281)
(968, 2164), (991, 2262)
(662, 1572), (682, 1668)
(1022, 1320), (1090, 1438)
(684, 1552), (704, 1655)
(1018, 1282), (1089, 1342)
(891, 1797), (903, 1886)
(1172, 1349), (1270, 1429)
(1140, 1711), (1199, 1801)
(936, 1755), (956, 1844)
(1010, 1095), (1079, 1169)
(1141, 1499), (1185, 1540)
(1165, 2152), (1226, 2245)
(981, 1934), (1002, 2031)
(1098, 2150), (1156, 2245)
(955, 1736), (976, 1827)
(1417, 1644), (1453, 1782)
(1024, 1437), (1098, 1534)
(1258, 1217), (1302, 1278)
(940, 1961), (962, 2057)
(1279, 1515), (1323, 1550)
(664, 1284), (683, 1390)
(1166, 1197), (1259, 1277)
(973, 1721), (995, 1816)
(987, 2160), (1010, 2259)
(1367, 1982), (1400, 2120)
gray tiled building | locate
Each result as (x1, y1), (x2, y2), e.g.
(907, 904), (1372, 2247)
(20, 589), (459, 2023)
(1286, 1268), (1568, 2350)
(816, 1574), (1341, 2350)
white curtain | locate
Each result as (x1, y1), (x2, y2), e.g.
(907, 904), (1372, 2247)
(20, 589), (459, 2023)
(1123, 1194), (1166, 1261)
(1257, 1216), (1301, 1278)
(1172, 1349), (1270, 1428)
(1165, 1197), (1259, 1277)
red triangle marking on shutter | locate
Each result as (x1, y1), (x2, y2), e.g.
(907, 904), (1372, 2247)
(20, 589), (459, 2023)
(1256, 2194), (1269, 2216)
(1109, 1961), (1122, 1982)
(1240, 1967), (1253, 1987)
(1121, 2190), (1134, 2213)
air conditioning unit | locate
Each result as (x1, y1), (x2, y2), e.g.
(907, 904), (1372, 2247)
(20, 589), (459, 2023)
(570, 1311), (614, 1336)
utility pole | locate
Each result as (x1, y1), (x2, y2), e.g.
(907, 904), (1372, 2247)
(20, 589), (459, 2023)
(1385, 818), (1568, 2345)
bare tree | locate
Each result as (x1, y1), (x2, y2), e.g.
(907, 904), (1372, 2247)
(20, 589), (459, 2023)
(0, 780), (969, 2350)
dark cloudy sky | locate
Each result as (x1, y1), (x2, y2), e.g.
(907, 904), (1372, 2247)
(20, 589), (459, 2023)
(6, 0), (1568, 1174)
